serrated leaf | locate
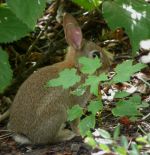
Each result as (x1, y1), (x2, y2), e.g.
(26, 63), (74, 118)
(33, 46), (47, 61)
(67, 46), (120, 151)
(102, 0), (150, 55)
(0, 48), (13, 93)
(72, 0), (102, 11)
(7, 0), (46, 29)
(0, 7), (31, 43)
(85, 73), (108, 96)
(79, 56), (102, 74)
(115, 91), (130, 98)
(88, 100), (103, 115)
(113, 60), (146, 83)
(112, 100), (141, 117)
(67, 104), (83, 121)
(79, 114), (95, 136)
(47, 68), (81, 89)
(97, 128), (111, 139)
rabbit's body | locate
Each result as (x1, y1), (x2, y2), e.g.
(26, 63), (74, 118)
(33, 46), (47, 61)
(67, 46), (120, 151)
(9, 13), (112, 144)
(9, 48), (89, 144)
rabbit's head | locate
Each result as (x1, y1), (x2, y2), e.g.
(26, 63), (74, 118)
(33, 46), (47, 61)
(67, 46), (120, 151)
(63, 13), (113, 71)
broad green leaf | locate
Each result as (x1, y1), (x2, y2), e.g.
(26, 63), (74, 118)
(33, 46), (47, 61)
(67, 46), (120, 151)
(112, 100), (141, 117)
(79, 114), (95, 136)
(102, 0), (150, 55)
(85, 73), (108, 96)
(115, 91), (130, 98)
(47, 68), (81, 89)
(79, 56), (102, 74)
(113, 60), (146, 83)
(72, 0), (102, 11)
(97, 128), (111, 139)
(0, 48), (13, 93)
(0, 7), (31, 43)
(67, 105), (83, 121)
(88, 100), (103, 115)
(7, 0), (46, 29)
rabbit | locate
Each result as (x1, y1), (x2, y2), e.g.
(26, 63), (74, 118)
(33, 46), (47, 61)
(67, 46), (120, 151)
(8, 13), (112, 144)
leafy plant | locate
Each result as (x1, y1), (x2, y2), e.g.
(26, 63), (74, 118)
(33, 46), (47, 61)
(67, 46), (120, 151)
(0, 0), (47, 92)
(0, 48), (13, 93)
(72, 0), (102, 11)
(0, 0), (46, 43)
(85, 125), (150, 155)
(48, 56), (148, 138)
(71, 0), (150, 55)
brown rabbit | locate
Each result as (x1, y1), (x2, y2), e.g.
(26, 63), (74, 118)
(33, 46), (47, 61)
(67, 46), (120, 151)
(8, 13), (112, 144)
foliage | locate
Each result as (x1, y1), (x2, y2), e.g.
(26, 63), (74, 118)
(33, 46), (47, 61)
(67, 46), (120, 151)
(112, 60), (146, 83)
(0, 48), (13, 93)
(0, 0), (46, 43)
(47, 68), (81, 89)
(72, 0), (102, 11)
(85, 125), (150, 155)
(71, 0), (150, 55)
(7, 0), (47, 30)
(0, 0), (46, 92)
(102, 0), (150, 55)
(48, 56), (148, 138)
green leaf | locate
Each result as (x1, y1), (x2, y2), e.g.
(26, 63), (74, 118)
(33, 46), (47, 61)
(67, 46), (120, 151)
(115, 91), (130, 98)
(113, 124), (120, 140)
(102, 0), (150, 55)
(85, 73), (108, 96)
(72, 0), (102, 11)
(79, 114), (95, 136)
(88, 100), (103, 115)
(47, 68), (81, 89)
(121, 136), (129, 149)
(0, 48), (13, 93)
(113, 60), (146, 83)
(130, 95), (141, 105)
(67, 105), (83, 121)
(7, 0), (46, 29)
(85, 137), (97, 148)
(0, 7), (31, 43)
(97, 128), (111, 139)
(79, 56), (102, 74)
(130, 143), (140, 155)
(99, 143), (110, 152)
(112, 100), (141, 117)
(114, 146), (127, 155)
(136, 136), (148, 144)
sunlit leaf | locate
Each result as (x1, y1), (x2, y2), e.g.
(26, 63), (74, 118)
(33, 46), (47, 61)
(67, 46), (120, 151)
(47, 68), (81, 89)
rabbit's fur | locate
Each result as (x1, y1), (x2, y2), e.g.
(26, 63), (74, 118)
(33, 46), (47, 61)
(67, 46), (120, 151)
(8, 13), (112, 144)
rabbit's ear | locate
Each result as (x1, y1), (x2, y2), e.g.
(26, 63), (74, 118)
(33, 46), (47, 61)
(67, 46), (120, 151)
(63, 13), (83, 50)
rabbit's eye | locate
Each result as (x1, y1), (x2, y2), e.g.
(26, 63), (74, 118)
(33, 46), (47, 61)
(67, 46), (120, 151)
(91, 51), (101, 58)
